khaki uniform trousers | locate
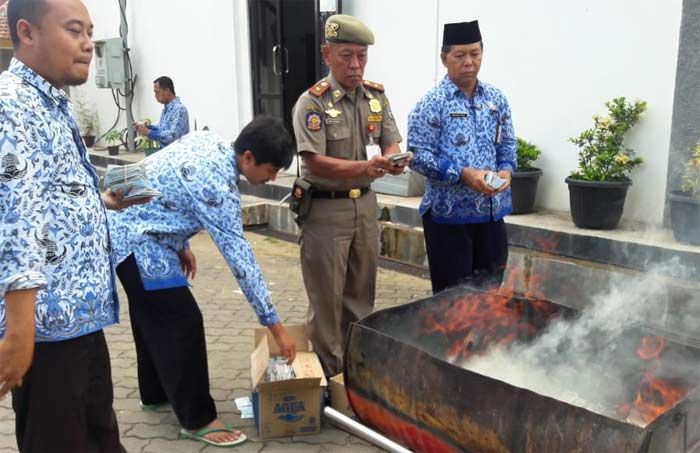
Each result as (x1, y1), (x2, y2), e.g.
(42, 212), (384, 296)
(300, 191), (378, 377)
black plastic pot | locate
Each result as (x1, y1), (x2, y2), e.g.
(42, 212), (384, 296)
(669, 191), (700, 245)
(511, 168), (542, 214)
(107, 145), (119, 156)
(82, 135), (96, 148)
(565, 177), (631, 230)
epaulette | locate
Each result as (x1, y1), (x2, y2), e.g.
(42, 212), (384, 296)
(308, 80), (331, 97)
(362, 80), (385, 92)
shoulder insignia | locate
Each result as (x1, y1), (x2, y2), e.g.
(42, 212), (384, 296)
(308, 80), (331, 97)
(362, 80), (385, 92)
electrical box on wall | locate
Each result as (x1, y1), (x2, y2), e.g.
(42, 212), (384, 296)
(94, 38), (126, 89)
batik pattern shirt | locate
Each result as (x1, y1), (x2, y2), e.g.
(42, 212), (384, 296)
(408, 76), (516, 224)
(108, 131), (279, 326)
(147, 96), (190, 148)
(0, 58), (119, 342)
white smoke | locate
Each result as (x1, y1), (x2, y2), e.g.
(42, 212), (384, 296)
(460, 259), (688, 425)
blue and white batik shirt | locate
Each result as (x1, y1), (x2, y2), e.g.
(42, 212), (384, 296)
(108, 131), (280, 326)
(408, 76), (516, 224)
(0, 58), (119, 342)
(146, 96), (190, 148)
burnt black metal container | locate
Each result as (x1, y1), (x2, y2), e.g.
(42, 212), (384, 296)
(344, 286), (700, 453)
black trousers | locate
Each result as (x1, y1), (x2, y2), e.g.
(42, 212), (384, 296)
(422, 212), (509, 294)
(12, 330), (124, 453)
(116, 255), (217, 430)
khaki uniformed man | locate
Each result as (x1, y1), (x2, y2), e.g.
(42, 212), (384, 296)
(291, 14), (407, 377)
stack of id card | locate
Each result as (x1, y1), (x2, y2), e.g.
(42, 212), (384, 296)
(103, 163), (162, 200)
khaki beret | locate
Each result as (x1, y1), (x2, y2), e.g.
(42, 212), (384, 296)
(324, 14), (374, 46)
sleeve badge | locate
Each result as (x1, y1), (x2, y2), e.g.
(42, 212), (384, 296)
(306, 112), (322, 131)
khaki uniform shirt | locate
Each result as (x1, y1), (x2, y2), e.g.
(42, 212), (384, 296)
(292, 73), (403, 191)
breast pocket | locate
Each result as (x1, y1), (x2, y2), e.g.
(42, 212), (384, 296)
(326, 123), (352, 158)
(327, 123), (350, 141)
(53, 161), (93, 199)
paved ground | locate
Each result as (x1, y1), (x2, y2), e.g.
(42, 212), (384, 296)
(0, 231), (432, 452)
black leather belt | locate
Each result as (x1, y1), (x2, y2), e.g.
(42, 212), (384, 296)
(311, 187), (370, 199)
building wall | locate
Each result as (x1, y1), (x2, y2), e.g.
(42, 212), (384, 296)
(346, 0), (683, 225)
(665, 0), (700, 224)
(80, 0), (683, 225)
(82, 0), (253, 142)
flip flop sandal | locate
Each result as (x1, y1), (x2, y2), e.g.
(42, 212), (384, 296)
(179, 426), (247, 448)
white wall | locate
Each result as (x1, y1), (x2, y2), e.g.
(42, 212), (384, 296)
(346, 0), (682, 225)
(81, 0), (254, 142)
(344, 0), (439, 144)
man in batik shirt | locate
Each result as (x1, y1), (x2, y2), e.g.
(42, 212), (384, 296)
(408, 20), (516, 294)
(0, 0), (145, 451)
(135, 75), (190, 149)
(109, 116), (296, 448)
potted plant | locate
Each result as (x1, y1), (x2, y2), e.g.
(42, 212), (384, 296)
(104, 130), (122, 156)
(135, 118), (160, 156)
(511, 137), (543, 214)
(669, 139), (700, 245)
(565, 97), (646, 229)
(74, 99), (99, 147)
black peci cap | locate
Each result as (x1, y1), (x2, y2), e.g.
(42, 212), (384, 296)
(442, 20), (482, 46)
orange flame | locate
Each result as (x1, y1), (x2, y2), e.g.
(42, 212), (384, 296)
(637, 336), (665, 361)
(536, 235), (561, 254)
(625, 336), (689, 425)
(420, 268), (558, 362)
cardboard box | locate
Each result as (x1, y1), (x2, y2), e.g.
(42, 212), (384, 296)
(250, 325), (327, 440)
(329, 373), (356, 419)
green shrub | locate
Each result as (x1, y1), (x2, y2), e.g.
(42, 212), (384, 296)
(104, 130), (122, 145)
(74, 99), (99, 136)
(569, 97), (646, 181)
(682, 139), (700, 196)
(516, 137), (541, 171)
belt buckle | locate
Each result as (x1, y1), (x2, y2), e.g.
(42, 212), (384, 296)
(348, 188), (361, 199)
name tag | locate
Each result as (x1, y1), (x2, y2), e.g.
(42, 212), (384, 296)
(366, 142), (381, 160)
(450, 112), (468, 118)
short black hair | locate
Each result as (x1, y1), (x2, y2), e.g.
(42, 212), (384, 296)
(441, 41), (484, 55)
(234, 115), (295, 170)
(153, 76), (175, 94)
(7, 0), (49, 47)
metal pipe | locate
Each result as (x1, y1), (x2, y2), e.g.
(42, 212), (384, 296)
(119, 0), (135, 154)
(323, 407), (412, 453)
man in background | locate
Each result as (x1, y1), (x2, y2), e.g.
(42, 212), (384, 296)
(135, 75), (190, 149)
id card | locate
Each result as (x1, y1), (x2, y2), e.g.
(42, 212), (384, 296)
(366, 142), (381, 160)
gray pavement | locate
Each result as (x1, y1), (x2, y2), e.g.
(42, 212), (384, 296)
(0, 231), (432, 452)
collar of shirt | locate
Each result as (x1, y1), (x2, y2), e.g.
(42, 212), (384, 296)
(164, 96), (182, 110)
(326, 72), (374, 104)
(9, 58), (69, 108)
(440, 74), (485, 102)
